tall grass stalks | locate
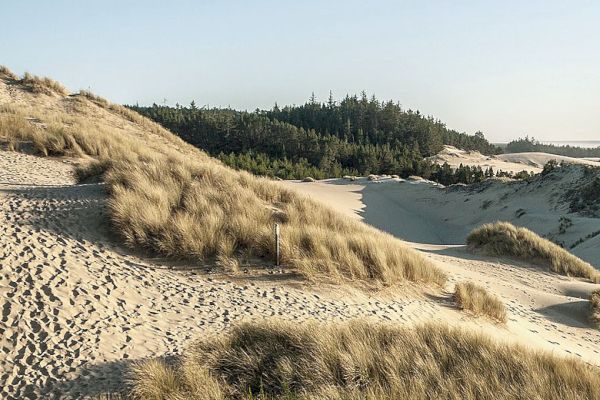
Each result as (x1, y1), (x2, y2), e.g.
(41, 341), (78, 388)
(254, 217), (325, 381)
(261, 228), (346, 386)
(130, 320), (600, 399)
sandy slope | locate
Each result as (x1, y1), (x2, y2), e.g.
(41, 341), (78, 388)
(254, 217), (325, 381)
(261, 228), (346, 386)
(428, 145), (600, 174)
(0, 151), (448, 398)
(283, 170), (600, 267)
(1, 150), (599, 399)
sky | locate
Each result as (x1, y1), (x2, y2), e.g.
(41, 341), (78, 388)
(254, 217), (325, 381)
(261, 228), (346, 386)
(1, 0), (599, 142)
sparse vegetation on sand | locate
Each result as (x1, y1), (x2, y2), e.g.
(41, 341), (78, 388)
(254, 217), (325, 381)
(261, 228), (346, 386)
(591, 290), (600, 327)
(467, 222), (600, 283)
(130, 320), (600, 400)
(0, 65), (18, 80)
(19, 72), (69, 96)
(0, 76), (446, 286)
(454, 281), (507, 322)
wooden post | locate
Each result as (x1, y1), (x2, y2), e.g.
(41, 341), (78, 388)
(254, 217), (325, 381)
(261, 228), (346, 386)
(274, 223), (280, 266)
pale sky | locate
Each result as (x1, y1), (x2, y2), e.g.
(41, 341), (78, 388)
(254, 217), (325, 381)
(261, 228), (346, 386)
(2, 0), (599, 142)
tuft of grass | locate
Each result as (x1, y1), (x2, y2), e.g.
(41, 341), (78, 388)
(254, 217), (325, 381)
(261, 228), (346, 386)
(0, 79), (446, 287)
(19, 72), (69, 96)
(75, 159), (112, 183)
(454, 281), (507, 322)
(0, 65), (18, 80)
(591, 290), (600, 327)
(467, 222), (600, 283)
(130, 320), (600, 400)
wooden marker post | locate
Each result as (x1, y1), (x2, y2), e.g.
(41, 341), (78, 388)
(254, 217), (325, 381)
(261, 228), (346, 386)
(274, 223), (280, 266)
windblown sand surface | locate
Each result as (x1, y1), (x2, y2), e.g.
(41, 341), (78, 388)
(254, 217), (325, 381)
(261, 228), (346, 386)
(429, 145), (600, 173)
(283, 169), (600, 266)
(2, 149), (599, 399)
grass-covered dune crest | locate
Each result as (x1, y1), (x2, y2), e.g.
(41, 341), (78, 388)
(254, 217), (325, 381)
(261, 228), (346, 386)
(0, 66), (445, 286)
(130, 320), (600, 400)
(467, 222), (600, 283)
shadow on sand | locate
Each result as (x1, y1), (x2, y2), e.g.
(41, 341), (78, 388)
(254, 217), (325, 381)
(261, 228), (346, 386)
(534, 300), (592, 329)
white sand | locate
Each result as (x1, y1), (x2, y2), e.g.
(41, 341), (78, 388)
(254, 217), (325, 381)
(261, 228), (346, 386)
(429, 145), (600, 174)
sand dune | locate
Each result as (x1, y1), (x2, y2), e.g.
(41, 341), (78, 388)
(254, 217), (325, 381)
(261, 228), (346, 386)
(283, 167), (600, 267)
(428, 145), (600, 174)
(1, 75), (599, 397)
(3, 149), (600, 398)
(284, 176), (600, 362)
(497, 152), (600, 169)
(0, 151), (442, 398)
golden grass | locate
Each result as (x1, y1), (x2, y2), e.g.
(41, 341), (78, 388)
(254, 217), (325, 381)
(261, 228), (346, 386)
(19, 72), (69, 96)
(0, 78), (446, 286)
(0, 65), (18, 80)
(129, 319), (600, 400)
(591, 290), (600, 327)
(454, 281), (507, 322)
(467, 222), (600, 283)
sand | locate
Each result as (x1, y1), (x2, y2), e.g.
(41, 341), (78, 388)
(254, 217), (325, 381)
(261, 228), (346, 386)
(0, 151), (467, 398)
(283, 167), (600, 267)
(2, 149), (599, 399)
(428, 145), (600, 174)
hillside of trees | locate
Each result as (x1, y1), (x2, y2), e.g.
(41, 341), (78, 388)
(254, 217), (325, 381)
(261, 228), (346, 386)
(130, 93), (504, 183)
(505, 136), (600, 158)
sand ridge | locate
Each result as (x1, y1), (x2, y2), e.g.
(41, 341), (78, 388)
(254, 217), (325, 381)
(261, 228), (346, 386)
(428, 145), (600, 174)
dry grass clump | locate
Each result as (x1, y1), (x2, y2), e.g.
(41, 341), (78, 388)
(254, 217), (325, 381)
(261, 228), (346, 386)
(0, 78), (446, 286)
(301, 176), (316, 182)
(130, 320), (600, 400)
(467, 222), (600, 283)
(78, 89), (110, 107)
(19, 72), (69, 96)
(75, 159), (112, 183)
(0, 65), (18, 80)
(591, 290), (600, 327)
(454, 281), (507, 322)
(104, 153), (445, 285)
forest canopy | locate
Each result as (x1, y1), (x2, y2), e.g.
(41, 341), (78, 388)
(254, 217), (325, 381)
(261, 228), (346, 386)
(130, 93), (503, 182)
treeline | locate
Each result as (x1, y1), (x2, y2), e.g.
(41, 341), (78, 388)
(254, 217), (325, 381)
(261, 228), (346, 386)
(267, 93), (501, 156)
(431, 163), (533, 186)
(506, 136), (600, 158)
(130, 94), (503, 182)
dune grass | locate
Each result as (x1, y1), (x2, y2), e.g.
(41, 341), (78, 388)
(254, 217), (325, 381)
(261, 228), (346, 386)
(0, 77), (446, 286)
(0, 65), (18, 80)
(467, 222), (600, 283)
(19, 72), (69, 96)
(454, 281), (507, 322)
(129, 319), (600, 400)
(591, 290), (600, 327)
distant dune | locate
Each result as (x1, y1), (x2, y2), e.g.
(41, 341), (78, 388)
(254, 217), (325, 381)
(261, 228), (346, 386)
(428, 145), (600, 174)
